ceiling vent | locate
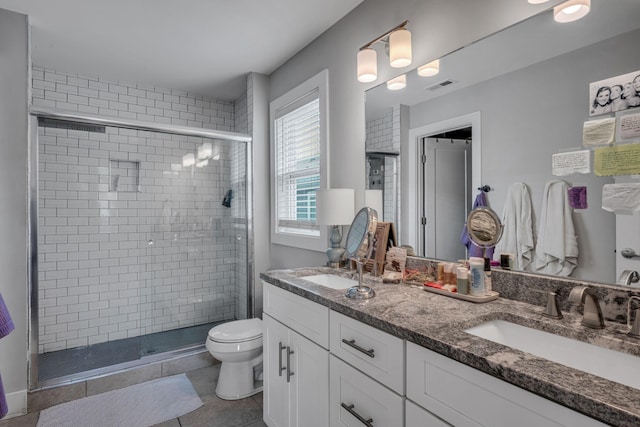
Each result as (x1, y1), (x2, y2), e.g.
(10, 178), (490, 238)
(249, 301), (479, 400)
(425, 79), (457, 91)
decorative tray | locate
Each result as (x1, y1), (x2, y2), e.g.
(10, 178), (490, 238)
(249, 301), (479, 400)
(421, 285), (500, 303)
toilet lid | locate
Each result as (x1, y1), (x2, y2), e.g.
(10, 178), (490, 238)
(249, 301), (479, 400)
(208, 318), (263, 343)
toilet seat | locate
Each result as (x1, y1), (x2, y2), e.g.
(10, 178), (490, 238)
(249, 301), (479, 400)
(208, 318), (262, 343)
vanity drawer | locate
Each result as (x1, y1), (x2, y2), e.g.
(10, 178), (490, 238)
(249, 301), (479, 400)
(330, 310), (404, 394)
(406, 399), (452, 427)
(329, 354), (403, 427)
(406, 342), (607, 427)
(263, 281), (329, 349)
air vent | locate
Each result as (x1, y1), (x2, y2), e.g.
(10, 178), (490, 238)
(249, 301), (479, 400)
(425, 79), (457, 91)
(38, 118), (106, 133)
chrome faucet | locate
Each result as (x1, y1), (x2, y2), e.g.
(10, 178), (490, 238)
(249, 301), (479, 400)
(618, 270), (640, 287)
(568, 286), (605, 329)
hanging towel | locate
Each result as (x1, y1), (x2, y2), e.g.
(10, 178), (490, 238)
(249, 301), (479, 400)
(495, 182), (535, 270)
(460, 191), (495, 259)
(0, 293), (14, 339)
(534, 180), (578, 276)
(0, 292), (13, 419)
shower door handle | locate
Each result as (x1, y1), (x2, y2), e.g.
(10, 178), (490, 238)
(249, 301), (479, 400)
(278, 342), (286, 376)
(286, 346), (295, 383)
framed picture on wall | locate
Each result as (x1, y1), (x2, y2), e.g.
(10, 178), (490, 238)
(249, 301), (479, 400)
(589, 69), (640, 116)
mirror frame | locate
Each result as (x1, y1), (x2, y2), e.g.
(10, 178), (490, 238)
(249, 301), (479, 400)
(345, 207), (378, 259)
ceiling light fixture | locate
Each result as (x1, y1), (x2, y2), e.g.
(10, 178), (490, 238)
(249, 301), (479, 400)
(387, 74), (407, 91)
(553, 0), (590, 23)
(357, 20), (411, 83)
(527, 0), (550, 4)
(417, 59), (440, 77)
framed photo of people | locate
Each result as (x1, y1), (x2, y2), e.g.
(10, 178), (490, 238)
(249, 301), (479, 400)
(589, 70), (640, 116)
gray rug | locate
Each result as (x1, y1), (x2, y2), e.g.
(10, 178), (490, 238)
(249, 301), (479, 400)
(37, 373), (203, 427)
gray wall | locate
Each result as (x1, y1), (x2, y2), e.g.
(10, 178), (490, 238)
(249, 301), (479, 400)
(409, 29), (640, 282)
(267, 0), (563, 269)
(0, 9), (29, 416)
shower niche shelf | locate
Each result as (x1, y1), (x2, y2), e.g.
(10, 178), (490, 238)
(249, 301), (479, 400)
(110, 159), (141, 192)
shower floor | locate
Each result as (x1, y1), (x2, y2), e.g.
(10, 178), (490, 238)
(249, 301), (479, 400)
(39, 321), (224, 382)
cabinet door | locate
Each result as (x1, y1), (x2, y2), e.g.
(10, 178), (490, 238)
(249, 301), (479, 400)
(329, 355), (403, 427)
(289, 329), (329, 427)
(263, 314), (290, 427)
(406, 399), (452, 427)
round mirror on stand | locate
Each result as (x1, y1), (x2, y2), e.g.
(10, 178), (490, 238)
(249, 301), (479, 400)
(344, 207), (378, 299)
(466, 207), (503, 256)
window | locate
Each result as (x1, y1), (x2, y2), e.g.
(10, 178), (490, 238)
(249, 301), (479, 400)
(270, 70), (328, 251)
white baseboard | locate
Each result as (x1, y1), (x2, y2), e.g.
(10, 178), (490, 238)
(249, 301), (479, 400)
(4, 389), (27, 419)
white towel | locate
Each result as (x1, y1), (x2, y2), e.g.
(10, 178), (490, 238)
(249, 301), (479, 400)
(534, 180), (578, 276)
(495, 182), (535, 270)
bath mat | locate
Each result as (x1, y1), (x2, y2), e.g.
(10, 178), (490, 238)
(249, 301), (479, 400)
(36, 373), (203, 427)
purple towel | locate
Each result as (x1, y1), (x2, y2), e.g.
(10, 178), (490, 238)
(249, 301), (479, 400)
(0, 373), (7, 418)
(0, 293), (14, 339)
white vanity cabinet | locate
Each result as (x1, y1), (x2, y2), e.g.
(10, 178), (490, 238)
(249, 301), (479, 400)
(262, 282), (329, 427)
(328, 310), (405, 426)
(406, 342), (608, 427)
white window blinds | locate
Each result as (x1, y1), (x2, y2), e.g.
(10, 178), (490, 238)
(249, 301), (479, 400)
(274, 89), (320, 236)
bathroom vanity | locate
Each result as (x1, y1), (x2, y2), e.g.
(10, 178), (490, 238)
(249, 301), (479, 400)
(261, 267), (640, 427)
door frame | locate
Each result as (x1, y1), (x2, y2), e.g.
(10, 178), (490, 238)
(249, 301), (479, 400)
(402, 112), (481, 254)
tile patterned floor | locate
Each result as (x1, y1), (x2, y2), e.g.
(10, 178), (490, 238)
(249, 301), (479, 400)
(0, 365), (266, 427)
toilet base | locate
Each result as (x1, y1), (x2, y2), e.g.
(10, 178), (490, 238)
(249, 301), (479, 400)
(215, 357), (263, 400)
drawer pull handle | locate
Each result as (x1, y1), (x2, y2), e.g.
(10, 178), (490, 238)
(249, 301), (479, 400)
(278, 342), (286, 376)
(341, 403), (373, 427)
(342, 338), (375, 358)
(286, 346), (295, 383)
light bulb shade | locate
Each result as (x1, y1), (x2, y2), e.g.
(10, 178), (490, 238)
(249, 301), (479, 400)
(198, 142), (212, 159)
(357, 48), (378, 83)
(528, 0), (550, 3)
(389, 28), (412, 68)
(316, 188), (355, 225)
(182, 152), (195, 167)
(417, 59), (440, 77)
(554, 0), (590, 23)
(387, 74), (406, 91)
(365, 189), (383, 219)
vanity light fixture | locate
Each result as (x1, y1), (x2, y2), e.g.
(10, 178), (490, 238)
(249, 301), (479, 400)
(417, 59), (440, 77)
(357, 20), (411, 83)
(387, 74), (407, 91)
(182, 152), (195, 167)
(197, 142), (212, 160)
(554, 0), (590, 23)
(527, 0), (550, 3)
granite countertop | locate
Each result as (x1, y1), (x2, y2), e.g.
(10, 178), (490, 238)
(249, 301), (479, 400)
(261, 267), (640, 427)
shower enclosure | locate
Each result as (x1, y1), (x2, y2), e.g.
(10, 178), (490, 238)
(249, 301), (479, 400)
(29, 109), (253, 388)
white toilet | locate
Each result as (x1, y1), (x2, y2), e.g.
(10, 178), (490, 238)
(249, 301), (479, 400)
(206, 318), (263, 400)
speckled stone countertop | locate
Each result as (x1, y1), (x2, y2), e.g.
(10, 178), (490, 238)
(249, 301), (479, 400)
(260, 266), (640, 427)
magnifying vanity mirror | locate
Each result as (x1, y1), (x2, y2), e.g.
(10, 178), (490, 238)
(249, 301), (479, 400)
(364, 0), (640, 288)
(344, 207), (378, 299)
(466, 207), (503, 251)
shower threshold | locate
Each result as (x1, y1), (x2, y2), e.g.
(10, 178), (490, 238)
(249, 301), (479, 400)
(38, 321), (224, 384)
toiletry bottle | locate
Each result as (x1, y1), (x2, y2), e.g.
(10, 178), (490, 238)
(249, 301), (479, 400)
(457, 267), (469, 295)
(437, 262), (446, 284)
(469, 259), (485, 296)
(484, 257), (492, 294)
(443, 263), (453, 285)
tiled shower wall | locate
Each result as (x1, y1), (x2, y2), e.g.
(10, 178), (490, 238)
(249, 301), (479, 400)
(33, 66), (249, 353)
(365, 107), (400, 226)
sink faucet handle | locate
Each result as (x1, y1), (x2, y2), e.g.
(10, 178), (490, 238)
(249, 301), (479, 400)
(542, 291), (563, 319)
(627, 296), (640, 338)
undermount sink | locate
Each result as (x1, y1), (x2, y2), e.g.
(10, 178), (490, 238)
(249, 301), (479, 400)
(465, 319), (640, 390)
(302, 274), (358, 290)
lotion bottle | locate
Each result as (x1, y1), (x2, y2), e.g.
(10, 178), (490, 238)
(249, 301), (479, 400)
(469, 259), (485, 296)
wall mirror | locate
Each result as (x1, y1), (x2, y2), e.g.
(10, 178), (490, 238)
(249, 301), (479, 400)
(365, 0), (640, 288)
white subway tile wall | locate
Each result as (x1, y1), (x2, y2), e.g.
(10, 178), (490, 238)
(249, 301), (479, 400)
(33, 66), (249, 353)
(365, 108), (401, 226)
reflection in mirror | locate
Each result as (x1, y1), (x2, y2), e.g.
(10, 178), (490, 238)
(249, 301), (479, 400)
(364, 0), (640, 288)
(467, 207), (503, 248)
(345, 207), (378, 299)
